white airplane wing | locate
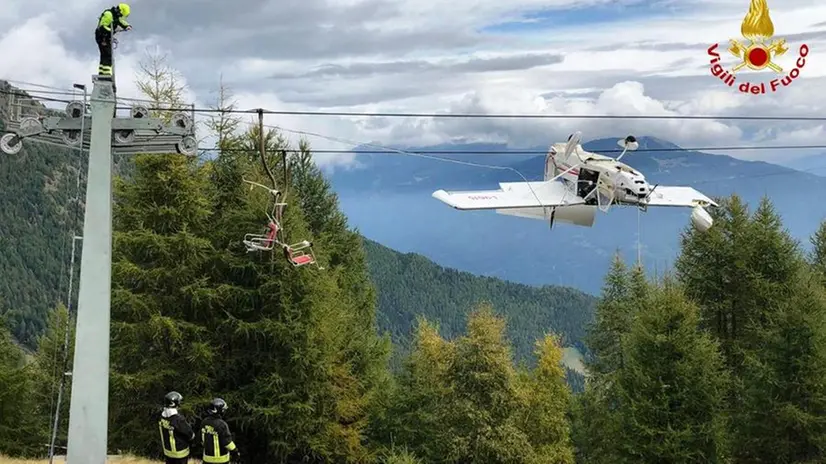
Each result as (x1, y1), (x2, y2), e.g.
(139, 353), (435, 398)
(644, 186), (718, 207)
(432, 181), (584, 210)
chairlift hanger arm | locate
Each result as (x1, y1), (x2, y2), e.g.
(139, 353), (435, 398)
(242, 178), (280, 196)
(256, 109), (279, 191)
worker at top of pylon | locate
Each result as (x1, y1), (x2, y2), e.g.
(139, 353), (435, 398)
(158, 391), (195, 464)
(94, 3), (132, 78)
(99, 3), (131, 31)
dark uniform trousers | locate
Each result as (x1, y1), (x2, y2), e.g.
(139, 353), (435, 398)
(95, 28), (113, 76)
(165, 457), (189, 464)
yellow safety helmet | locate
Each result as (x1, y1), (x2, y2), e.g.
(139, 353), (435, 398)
(118, 3), (130, 17)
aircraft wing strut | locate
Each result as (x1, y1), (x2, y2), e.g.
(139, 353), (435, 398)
(432, 181), (584, 210)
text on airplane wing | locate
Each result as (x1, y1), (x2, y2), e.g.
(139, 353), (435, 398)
(432, 181), (584, 210)
(644, 186), (718, 207)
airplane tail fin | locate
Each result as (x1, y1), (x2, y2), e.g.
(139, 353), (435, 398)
(545, 132), (582, 181)
(565, 131), (583, 162)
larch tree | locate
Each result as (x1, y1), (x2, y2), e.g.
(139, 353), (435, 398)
(442, 304), (535, 464)
(204, 74), (242, 155)
(133, 45), (188, 124)
(572, 253), (640, 463)
(371, 318), (455, 463)
(200, 118), (391, 461)
(519, 333), (575, 463)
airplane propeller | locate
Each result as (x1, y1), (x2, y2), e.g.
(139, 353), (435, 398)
(638, 183), (659, 211)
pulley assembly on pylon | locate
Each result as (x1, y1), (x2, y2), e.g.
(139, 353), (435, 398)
(0, 100), (199, 156)
(131, 105), (150, 119)
(0, 116), (41, 154)
(0, 132), (22, 155)
(61, 101), (86, 146)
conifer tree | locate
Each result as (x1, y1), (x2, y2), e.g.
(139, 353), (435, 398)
(676, 195), (826, 463)
(108, 154), (217, 456)
(442, 304), (534, 463)
(614, 277), (729, 463)
(32, 304), (75, 454)
(204, 75), (245, 213)
(733, 269), (826, 463)
(573, 253), (638, 463)
(570, 385), (614, 464)
(519, 333), (575, 463)
(134, 46), (188, 124)
(0, 320), (43, 456)
(372, 318), (454, 462)
(741, 198), (801, 327)
(810, 220), (826, 282)
(675, 194), (751, 356)
(584, 253), (635, 376)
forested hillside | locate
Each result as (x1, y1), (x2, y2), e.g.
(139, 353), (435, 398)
(0, 80), (135, 347)
(0, 80), (84, 346)
(363, 239), (593, 372)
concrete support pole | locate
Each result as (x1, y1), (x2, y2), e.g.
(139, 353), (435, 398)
(66, 77), (115, 464)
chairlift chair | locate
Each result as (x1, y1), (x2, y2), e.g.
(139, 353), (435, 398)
(240, 178), (323, 269)
(282, 240), (320, 268)
(243, 220), (280, 252)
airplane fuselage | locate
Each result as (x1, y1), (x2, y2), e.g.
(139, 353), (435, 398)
(545, 143), (652, 207)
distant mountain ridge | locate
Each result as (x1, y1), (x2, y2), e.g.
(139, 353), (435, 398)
(785, 152), (826, 174)
(329, 136), (826, 295)
(331, 136), (826, 193)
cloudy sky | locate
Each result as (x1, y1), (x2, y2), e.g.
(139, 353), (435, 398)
(1, 0), (825, 169)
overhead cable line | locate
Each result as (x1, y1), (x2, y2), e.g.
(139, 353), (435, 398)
(96, 105), (826, 121)
(3, 86), (826, 122)
(200, 144), (826, 155)
(249, 120), (826, 186)
(4, 86), (825, 158)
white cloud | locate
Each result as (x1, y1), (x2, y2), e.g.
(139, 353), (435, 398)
(1, 0), (826, 168)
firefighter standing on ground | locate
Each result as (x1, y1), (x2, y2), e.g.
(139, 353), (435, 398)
(158, 391), (195, 464)
(200, 398), (240, 463)
(95, 3), (131, 77)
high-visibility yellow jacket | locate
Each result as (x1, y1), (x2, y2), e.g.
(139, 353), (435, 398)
(97, 4), (130, 32)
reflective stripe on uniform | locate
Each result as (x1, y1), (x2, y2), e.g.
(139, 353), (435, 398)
(164, 447), (189, 459)
(201, 427), (230, 463)
(159, 419), (189, 458)
(203, 453), (230, 463)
